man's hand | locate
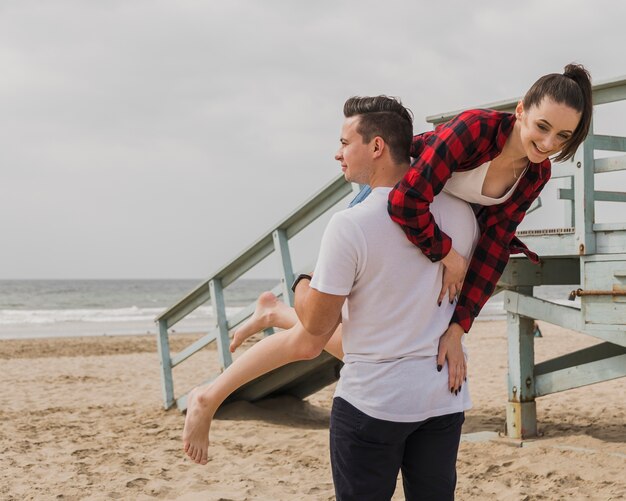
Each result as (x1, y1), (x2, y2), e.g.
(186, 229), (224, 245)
(439, 248), (467, 306)
(436, 322), (466, 394)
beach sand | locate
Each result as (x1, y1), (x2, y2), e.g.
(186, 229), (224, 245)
(1, 321), (624, 500)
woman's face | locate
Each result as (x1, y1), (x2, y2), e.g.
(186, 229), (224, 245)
(516, 97), (582, 163)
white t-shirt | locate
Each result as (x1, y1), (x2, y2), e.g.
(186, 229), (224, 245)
(310, 188), (479, 422)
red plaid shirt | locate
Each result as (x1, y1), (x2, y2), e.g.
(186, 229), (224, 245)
(388, 109), (551, 332)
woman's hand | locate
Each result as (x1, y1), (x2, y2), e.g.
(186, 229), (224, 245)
(437, 323), (466, 394)
(439, 248), (467, 306)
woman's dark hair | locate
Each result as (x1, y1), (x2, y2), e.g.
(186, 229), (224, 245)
(343, 96), (414, 164)
(523, 63), (592, 162)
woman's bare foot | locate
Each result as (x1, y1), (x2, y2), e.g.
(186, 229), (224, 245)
(182, 387), (219, 465)
(229, 291), (297, 352)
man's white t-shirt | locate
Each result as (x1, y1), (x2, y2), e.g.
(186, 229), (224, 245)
(310, 187), (479, 422)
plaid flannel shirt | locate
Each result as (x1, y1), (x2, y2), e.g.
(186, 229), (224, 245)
(388, 109), (551, 332)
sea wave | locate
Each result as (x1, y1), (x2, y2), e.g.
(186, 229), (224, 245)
(0, 306), (242, 326)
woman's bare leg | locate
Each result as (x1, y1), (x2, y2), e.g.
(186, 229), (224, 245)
(183, 321), (337, 464)
(323, 324), (344, 360)
(230, 291), (298, 352)
(230, 291), (344, 360)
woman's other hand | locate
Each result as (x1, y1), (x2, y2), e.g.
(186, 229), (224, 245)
(439, 247), (467, 306)
(437, 322), (466, 394)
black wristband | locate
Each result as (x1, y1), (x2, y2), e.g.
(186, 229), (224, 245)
(291, 273), (312, 293)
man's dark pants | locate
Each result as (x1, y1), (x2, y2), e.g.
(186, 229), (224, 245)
(330, 397), (464, 501)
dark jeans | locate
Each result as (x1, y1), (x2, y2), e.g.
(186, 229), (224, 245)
(330, 397), (464, 501)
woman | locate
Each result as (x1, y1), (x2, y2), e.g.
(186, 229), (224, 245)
(183, 64), (592, 465)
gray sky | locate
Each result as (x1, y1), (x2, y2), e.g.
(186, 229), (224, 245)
(2, 0), (625, 279)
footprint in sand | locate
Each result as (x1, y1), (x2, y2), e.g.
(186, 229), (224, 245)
(126, 477), (150, 488)
(71, 449), (98, 460)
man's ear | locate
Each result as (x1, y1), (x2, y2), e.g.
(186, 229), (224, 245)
(372, 136), (385, 158)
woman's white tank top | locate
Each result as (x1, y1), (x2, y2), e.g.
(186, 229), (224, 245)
(442, 161), (527, 206)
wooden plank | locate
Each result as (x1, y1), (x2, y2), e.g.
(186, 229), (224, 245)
(509, 232), (577, 257)
(593, 222), (626, 232)
(507, 294), (536, 403)
(504, 291), (582, 330)
(426, 76), (626, 124)
(209, 279), (233, 369)
(575, 126), (596, 255)
(535, 342), (626, 376)
(273, 229), (295, 307)
(157, 320), (175, 409)
(583, 299), (626, 325)
(595, 154), (626, 174)
(504, 291), (626, 347)
(156, 282), (212, 329)
(170, 329), (218, 368)
(513, 226), (626, 257)
(593, 134), (626, 152)
(559, 189), (626, 203)
(577, 324), (626, 346)
(535, 354), (626, 396)
(499, 257), (579, 288)
(593, 82), (626, 105)
(273, 358), (342, 400)
(506, 292), (537, 439)
(582, 258), (626, 325)
(227, 354), (339, 403)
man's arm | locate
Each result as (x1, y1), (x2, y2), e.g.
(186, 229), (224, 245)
(293, 277), (345, 337)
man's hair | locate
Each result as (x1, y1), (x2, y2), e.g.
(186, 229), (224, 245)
(343, 96), (413, 164)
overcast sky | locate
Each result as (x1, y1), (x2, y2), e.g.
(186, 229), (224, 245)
(2, 0), (626, 280)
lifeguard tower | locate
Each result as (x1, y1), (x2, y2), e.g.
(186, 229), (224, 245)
(155, 77), (626, 439)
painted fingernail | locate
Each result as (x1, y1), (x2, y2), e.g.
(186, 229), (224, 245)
(464, 377), (467, 382)
(454, 390), (458, 395)
(438, 301), (442, 307)
(459, 385), (462, 392)
(450, 388), (454, 394)
(437, 364), (442, 372)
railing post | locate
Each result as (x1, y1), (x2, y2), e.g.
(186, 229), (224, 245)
(209, 278), (233, 369)
(156, 319), (175, 409)
(506, 287), (537, 439)
(272, 229), (295, 306)
(574, 120), (596, 255)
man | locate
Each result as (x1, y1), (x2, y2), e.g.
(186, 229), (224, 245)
(183, 95), (478, 500)
(293, 96), (478, 500)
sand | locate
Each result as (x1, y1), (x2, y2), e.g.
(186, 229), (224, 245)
(0, 321), (624, 500)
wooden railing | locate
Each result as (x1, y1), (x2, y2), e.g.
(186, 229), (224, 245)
(155, 175), (355, 409)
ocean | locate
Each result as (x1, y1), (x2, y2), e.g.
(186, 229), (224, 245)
(0, 279), (276, 340)
(0, 279), (578, 340)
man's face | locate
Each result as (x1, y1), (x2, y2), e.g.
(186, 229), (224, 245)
(335, 116), (374, 185)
